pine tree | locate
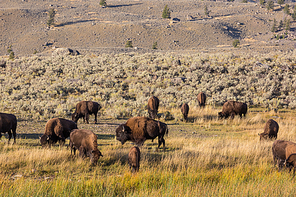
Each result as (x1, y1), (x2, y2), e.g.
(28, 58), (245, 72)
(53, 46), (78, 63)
(284, 4), (290, 15)
(125, 40), (133, 48)
(47, 8), (56, 27)
(204, 5), (211, 17)
(232, 39), (240, 48)
(278, 20), (283, 30)
(152, 42), (158, 50)
(271, 19), (277, 32)
(278, 0), (285, 7)
(99, 0), (107, 7)
(266, 1), (274, 11)
(260, 0), (265, 6)
(162, 5), (171, 19)
(285, 19), (291, 31)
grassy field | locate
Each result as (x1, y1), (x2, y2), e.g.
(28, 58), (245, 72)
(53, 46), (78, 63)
(1, 106), (296, 196)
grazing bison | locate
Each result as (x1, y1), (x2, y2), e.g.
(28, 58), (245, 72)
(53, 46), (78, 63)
(70, 129), (103, 165)
(147, 96), (159, 119)
(128, 146), (140, 173)
(72, 101), (101, 124)
(272, 140), (296, 172)
(258, 119), (279, 141)
(115, 116), (168, 151)
(40, 118), (77, 147)
(0, 113), (17, 144)
(218, 101), (247, 119)
(197, 92), (206, 107)
(181, 103), (189, 122)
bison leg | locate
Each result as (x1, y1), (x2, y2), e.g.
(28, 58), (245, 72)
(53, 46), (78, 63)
(7, 131), (12, 144)
(94, 113), (97, 124)
(157, 137), (165, 152)
(85, 113), (90, 124)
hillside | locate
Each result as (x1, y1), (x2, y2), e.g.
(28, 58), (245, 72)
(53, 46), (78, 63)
(1, 0), (296, 56)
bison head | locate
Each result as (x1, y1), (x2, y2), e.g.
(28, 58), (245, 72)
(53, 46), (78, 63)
(72, 112), (79, 123)
(258, 133), (268, 141)
(115, 124), (131, 145)
(40, 134), (51, 147)
(285, 154), (296, 172)
(90, 149), (103, 165)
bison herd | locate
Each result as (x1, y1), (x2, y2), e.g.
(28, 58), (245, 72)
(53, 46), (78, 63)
(1, 93), (296, 174)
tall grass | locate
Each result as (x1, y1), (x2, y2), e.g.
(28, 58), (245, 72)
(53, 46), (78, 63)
(1, 108), (296, 196)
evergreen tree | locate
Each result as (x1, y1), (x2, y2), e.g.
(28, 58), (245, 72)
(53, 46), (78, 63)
(125, 40), (133, 48)
(285, 19), (291, 31)
(266, 1), (274, 11)
(204, 5), (211, 17)
(99, 0), (107, 7)
(152, 42), (158, 50)
(162, 5), (171, 19)
(271, 19), (277, 32)
(47, 8), (56, 27)
(260, 0), (266, 6)
(232, 39), (240, 48)
(284, 4), (290, 15)
(278, 0), (285, 7)
(278, 20), (283, 30)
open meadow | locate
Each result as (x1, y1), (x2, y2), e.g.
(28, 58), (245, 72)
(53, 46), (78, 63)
(1, 51), (296, 195)
(1, 106), (296, 196)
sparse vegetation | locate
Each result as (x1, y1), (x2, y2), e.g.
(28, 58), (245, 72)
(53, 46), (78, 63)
(259, 0), (265, 6)
(242, 0), (248, 3)
(277, 0), (285, 7)
(162, 5), (171, 19)
(283, 4), (290, 15)
(7, 45), (14, 60)
(271, 19), (277, 32)
(47, 8), (56, 27)
(285, 19), (291, 31)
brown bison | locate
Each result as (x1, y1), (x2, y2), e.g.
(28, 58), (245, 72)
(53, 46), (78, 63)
(115, 116), (168, 151)
(40, 118), (78, 147)
(128, 146), (140, 173)
(258, 119), (279, 141)
(72, 101), (101, 124)
(0, 113), (17, 144)
(272, 140), (296, 172)
(147, 96), (159, 119)
(70, 129), (103, 165)
(197, 92), (206, 107)
(181, 103), (189, 122)
(218, 101), (247, 119)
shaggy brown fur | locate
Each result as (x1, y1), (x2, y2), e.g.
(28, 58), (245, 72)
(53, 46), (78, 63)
(40, 118), (77, 147)
(272, 140), (296, 172)
(218, 101), (247, 119)
(70, 129), (103, 165)
(72, 101), (101, 124)
(147, 96), (159, 119)
(197, 92), (206, 107)
(0, 113), (17, 144)
(115, 116), (168, 151)
(181, 103), (189, 122)
(128, 146), (140, 173)
(258, 119), (279, 141)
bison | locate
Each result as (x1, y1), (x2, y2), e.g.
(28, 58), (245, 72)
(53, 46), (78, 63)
(0, 113), (17, 144)
(147, 96), (159, 119)
(272, 140), (296, 172)
(218, 101), (247, 119)
(72, 101), (101, 124)
(70, 129), (103, 165)
(181, 103), (189, 122)
(115, 116), (168, 152)
(40, 118), (78, 147)
(258, 119), (279, 141)
(128, 146), (140, 173)
(197, 92), (206, 108)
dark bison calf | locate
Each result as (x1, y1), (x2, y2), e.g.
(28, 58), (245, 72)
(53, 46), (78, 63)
(128, 146), (140, 173)
(0, 113), (17, 144)
(197, 92), (206, 107)
(218, 101), (247, 119)
(116, 116), (168, 151)
(258, 119), (279, 141)
(70, 129), (103, 165)
(147, 96), (159, 119)
(181, 103), (189, 122)
(40, 118), (78, 147)
(272, 140), (296, 172)
(72, 101), (101, 124)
